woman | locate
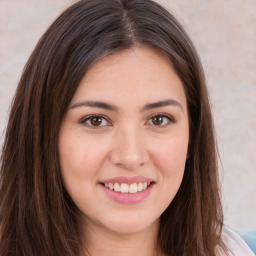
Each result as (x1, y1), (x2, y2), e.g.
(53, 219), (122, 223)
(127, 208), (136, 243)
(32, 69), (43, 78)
(0, 0), (254, 255)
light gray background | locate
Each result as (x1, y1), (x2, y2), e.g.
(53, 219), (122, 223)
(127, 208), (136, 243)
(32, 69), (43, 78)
(0, 0), (255, 231)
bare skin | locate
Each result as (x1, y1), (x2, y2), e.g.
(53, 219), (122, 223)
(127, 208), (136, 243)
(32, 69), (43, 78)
(82, 217), (160, 256)
(59, 46), (189, 255)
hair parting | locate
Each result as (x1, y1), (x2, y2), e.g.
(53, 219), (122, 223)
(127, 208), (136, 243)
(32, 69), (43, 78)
(0, 0), (226, 255)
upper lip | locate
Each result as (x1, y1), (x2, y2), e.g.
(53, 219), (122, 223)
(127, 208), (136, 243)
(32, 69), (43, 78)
(100, 176), (154, 185)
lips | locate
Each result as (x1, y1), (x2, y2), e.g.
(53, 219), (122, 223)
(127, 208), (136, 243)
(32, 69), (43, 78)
(103, 181), (151, 193)
(99, 176), (155, 204)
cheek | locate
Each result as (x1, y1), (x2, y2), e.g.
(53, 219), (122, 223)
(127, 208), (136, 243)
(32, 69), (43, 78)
(59, 135), (106, 177)
(148, 137), (188, 215)
(153, 137), (188, 199)
(58, 138), (109, 206)
(58, 135), (108, 205)
(155, 138), (188, 173)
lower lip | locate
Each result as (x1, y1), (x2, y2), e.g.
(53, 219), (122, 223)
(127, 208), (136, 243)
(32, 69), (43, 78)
(100, 184), (154, 204)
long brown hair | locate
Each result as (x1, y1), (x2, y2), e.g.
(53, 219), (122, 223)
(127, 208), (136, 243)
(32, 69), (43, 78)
(0, 0), (225, 255)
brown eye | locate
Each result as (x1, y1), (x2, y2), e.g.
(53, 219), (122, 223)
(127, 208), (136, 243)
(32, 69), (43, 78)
(152, 115), (164, 125)
(147, 114), (174, 127)
(80, 115), (110, 128)
(90, 116), (103, 126)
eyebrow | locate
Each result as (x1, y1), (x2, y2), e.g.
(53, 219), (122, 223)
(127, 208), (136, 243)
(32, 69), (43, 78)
(141, 99), (183, 112)
(69, 99), (183, 112)
(70, 100), (118, 111)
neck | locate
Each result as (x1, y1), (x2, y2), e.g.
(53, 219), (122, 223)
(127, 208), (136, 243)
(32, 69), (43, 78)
(81, 219), (161, 256)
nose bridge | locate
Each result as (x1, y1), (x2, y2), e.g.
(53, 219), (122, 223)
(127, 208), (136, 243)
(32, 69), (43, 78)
(109, 122), (149, 169)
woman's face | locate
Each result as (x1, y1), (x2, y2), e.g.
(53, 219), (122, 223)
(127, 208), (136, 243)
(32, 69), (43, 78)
(58, 47), (189, 235)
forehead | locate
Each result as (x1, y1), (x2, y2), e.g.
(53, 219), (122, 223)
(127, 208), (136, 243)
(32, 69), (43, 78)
(70, 46), (186, 108)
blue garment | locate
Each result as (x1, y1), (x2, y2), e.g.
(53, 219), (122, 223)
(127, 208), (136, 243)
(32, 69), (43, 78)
(238, 230), (256, 254)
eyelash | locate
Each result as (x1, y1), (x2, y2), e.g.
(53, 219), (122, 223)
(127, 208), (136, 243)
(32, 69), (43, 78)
(80, 114), (111, 129)
(146, 112), (175, 127)
(79, 113), (175, 129)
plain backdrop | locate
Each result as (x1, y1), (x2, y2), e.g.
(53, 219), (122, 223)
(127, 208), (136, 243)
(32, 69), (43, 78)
(0, 0), (255, 231)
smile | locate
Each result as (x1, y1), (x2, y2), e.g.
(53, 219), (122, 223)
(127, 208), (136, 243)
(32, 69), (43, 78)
(100, 176), (155, 204)
(103, 182), (151, 193)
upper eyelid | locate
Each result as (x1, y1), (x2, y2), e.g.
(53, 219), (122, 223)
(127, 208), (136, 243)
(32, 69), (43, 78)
(145, 113), (176, 128)
(146, 112), (175, 122)
(79, 112), (175, 125)
(80, 114), (112, 124)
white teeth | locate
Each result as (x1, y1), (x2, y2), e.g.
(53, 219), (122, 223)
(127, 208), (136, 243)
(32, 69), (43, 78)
(114, 183), (120, 192)
(120, 183), (129, 193)
(138, 182), (143, 192)
(129, 183), (138, 193)
(103, 181), (151, 193)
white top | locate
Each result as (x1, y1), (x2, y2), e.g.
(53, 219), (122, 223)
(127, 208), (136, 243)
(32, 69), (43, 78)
(218, 228), (255, 256)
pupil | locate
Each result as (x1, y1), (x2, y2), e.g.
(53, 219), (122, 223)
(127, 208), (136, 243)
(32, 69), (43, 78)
(91, 117), (102, 126)
(152, 116), (163, 125)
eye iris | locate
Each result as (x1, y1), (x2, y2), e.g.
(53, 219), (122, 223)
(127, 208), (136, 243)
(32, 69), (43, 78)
(90, 117), (102, 126)
(152, 116), (163, 125)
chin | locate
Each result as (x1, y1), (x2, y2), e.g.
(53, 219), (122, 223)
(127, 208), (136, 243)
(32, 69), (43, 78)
(100, 214), (159, 235)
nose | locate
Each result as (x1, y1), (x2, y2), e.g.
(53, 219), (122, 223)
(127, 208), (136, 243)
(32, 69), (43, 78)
(109, 125), (149, 170)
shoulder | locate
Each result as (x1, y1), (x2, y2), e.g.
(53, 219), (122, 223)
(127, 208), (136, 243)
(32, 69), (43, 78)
(217, 227), (255, 256)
